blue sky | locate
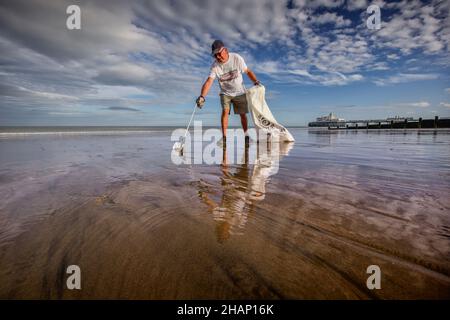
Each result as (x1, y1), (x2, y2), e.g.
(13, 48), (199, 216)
(0, 0), (449, 126)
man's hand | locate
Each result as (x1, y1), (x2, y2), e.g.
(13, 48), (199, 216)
(196, 96), (205, 108)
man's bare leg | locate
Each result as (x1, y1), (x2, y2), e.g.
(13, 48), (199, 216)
(240, 114), (249, 145)
(240, 114), (248, 133)
(221, 109), (229, 138)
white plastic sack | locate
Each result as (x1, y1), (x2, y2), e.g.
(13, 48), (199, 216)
(246, 85), (295, 142)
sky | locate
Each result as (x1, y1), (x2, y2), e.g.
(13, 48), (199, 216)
(0, 0), (449, 126)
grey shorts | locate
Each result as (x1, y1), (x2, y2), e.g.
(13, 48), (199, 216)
(220, 94), (249, 115)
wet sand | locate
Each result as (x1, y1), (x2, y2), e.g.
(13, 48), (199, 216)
(0, 129), (449, 299)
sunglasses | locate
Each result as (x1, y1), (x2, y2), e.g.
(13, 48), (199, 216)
(213, 47), (226, 58)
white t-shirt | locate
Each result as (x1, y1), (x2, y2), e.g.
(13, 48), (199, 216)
(208, 52), (248, 97)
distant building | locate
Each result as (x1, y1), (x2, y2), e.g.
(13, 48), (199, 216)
(308, 113), (346, 127)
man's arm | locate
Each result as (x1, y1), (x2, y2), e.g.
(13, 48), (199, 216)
(200, 77), (214, 98)
(245, 69), (259, 85)
(196, 77), (214, 108)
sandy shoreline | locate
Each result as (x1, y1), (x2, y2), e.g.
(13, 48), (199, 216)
(0, 129), (449, 299)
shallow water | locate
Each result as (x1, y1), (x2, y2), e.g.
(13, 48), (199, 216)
(0, 128), (449, 299)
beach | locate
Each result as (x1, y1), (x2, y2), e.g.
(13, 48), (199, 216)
(0, 127), (449, 299)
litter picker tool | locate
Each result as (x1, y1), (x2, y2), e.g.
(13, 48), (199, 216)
(173, 103), (197, 154)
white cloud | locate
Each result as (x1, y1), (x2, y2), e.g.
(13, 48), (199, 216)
(347, 0), (369, 11)
(440, 102), (450, 108)
(395, 101), (430, 108)
(374, 73), (439, 86)
(306, 0), (345, 9)
(254, 61), (281, 74)
(313, 12), (351, 27)
(290, 70), (364, 86)
(93, 63), (154, 86)
(254, 60), (365, 86)
(373, 0), (449, 55)
(387, 54), (400, 60)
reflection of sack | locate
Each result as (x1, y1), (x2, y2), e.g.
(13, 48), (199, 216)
(248, 151), (279, 201)
(248, 135), (294, 201)
(246, 85), (295, 142)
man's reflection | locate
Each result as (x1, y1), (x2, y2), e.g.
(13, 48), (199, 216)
(198, 141), (293, 243)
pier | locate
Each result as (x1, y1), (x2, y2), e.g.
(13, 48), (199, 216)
(327, 116), (450, 130)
